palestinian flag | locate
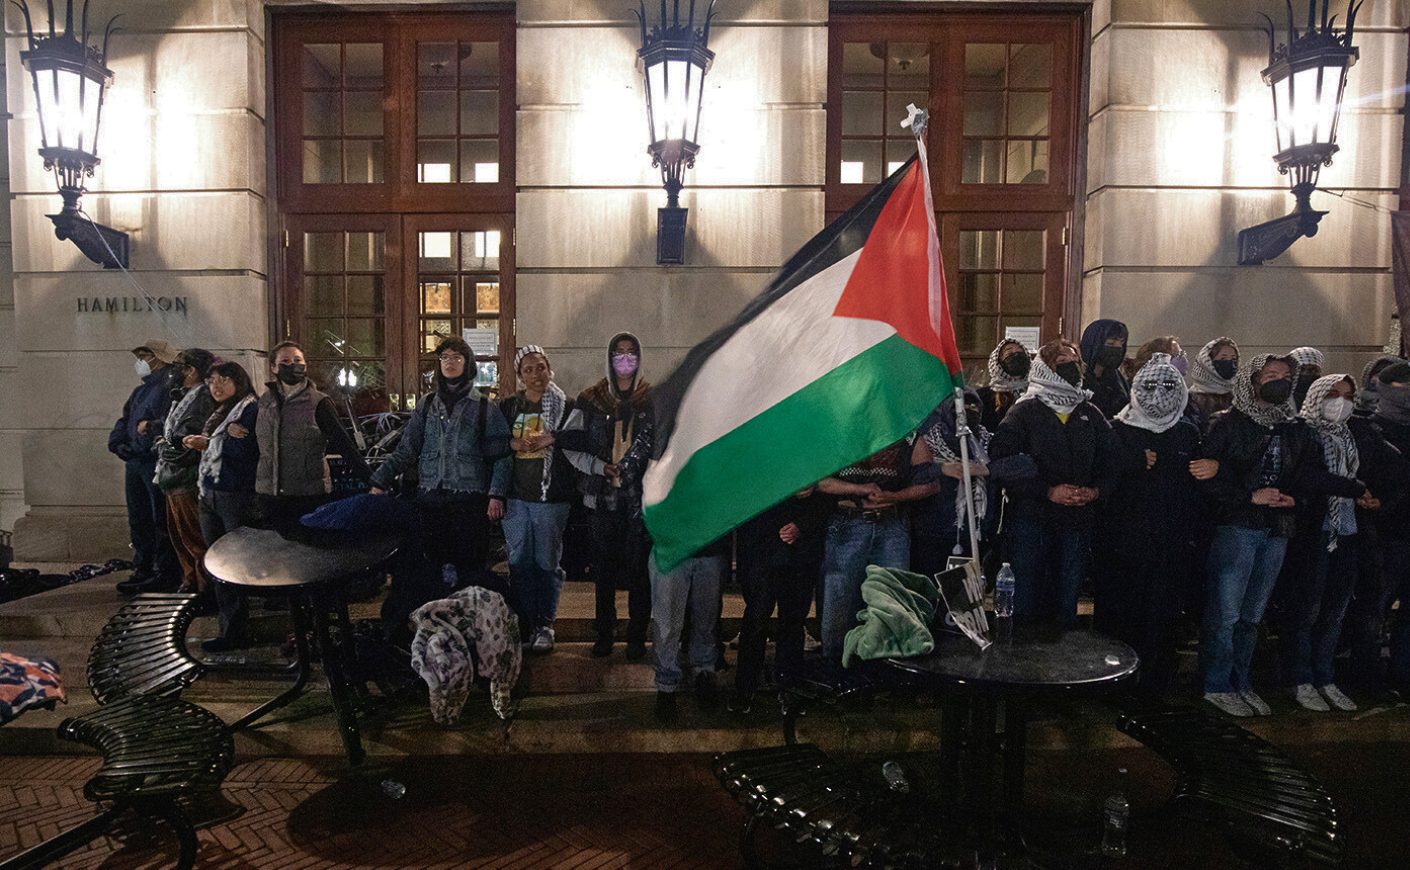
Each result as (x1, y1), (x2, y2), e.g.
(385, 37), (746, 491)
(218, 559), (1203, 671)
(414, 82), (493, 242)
(643, 151), (963, 570)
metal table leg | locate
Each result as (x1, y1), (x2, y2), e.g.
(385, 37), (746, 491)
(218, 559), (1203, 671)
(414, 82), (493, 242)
(227, 598), (315, 731)
(311, 592), (365, 766)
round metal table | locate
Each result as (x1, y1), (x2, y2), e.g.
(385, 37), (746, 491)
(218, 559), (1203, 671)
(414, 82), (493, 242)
(204, 526), (401, 766)
(889, 628), (1138, 867)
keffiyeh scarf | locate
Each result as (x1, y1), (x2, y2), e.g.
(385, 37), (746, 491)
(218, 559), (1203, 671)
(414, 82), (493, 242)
(153, 384), (207, 483)
(1232, 353), (1297, 429)
(197, 395), (256, 498)
(922, 393), (991, 541)
(1299, 374), (1360, 544)
(1188, 336), (1238, 396)
(1017, 357), (1093, 415)
(985, 339), (1029, 396)
(1116, 353), (1188, 433)
(1290, 346), (1325, 370)
(513, 345), (567, 501)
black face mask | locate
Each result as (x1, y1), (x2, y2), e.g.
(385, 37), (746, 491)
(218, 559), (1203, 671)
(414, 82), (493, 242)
(1211, 359), (1238, 379)
(1095, 346), (1125, 370)
(1294, 373), (1318, 404)
(1055, 361), (1083, 386)
(276, 363), (307, 385)
(1258, 378), (1293, 405)
(999, 352), (1031, 378)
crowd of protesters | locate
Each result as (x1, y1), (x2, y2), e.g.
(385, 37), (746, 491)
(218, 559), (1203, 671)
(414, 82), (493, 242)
(110, 322), (1410, 723)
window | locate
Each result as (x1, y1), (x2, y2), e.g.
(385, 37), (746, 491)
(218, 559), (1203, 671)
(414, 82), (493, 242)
(828, 9), (1082, 369)
(274, 12), (515, 407)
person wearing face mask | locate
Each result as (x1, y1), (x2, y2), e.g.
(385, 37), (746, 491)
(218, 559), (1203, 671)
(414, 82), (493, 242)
(1288, 346), (1325, 411)
(558, 333), (655, 659)
(1186, 338), (1240, 434)
(977, 338), (1030, 432)
(1275, 375), (1395, 712)
(488, 346), (582, 654)
(1352, 355), (1405, 419)
(112, 340), (181, 595)
(988, 340), (1120, 627)
(255, 341), (372, 531)
(1079, 319), (1131, 419)
(152, 348), (218, 604)
(1198, 356), (1367, 718)
(1095, 354), (1213, 697)
(370, 337), (512, 583)
(911, 390), (993, 579)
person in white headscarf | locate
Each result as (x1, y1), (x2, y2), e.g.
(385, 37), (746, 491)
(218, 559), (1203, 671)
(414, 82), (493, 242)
(1198, 355), (1367, 718)
(977, 338), (1030, 432)
(489, 346), (583, 654)
(989, 339), (1120, 627)
(1094, 354), (1216, 696)
(1187, 337), (1239, 432)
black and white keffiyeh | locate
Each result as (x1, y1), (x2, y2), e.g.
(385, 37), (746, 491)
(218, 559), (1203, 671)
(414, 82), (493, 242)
(1299, 374), (1360, 543)
(1016, 357), (1093, 415)
(1188, 336), (1238, 396)
(1232, 353), (1297, 429)
(153, 385), (208, 484)
(514, 345), (568, 502)
(1116, 353), (1188, 433)
(1289, 346), (1325, 370)
(922, 393), (991, 540)
(197, 395), (256, 498)
(985, 339), (1029, 396)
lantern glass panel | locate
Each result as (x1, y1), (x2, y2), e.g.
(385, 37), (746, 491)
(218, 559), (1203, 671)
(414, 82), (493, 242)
(1291, 66), (1320, 147)
(1314, 63), (1343, 144)
(1273, 75), (1293, 152)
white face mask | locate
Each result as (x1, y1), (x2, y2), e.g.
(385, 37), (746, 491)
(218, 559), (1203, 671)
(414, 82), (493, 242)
(1320, 397), (1354, 424)
(135, 358), (151, 378)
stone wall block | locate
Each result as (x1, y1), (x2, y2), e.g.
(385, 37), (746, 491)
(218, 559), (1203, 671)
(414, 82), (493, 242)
(517, 106), (825, 188)
(20, 428), (123, 507)
(13, 273), (268, 352)
(516, 0), (827, 25)
(10, 190), (265, 273)
(4, 0), (258, 35)
(1109, 0), (1409, 30)
(517, 188), (822, 269)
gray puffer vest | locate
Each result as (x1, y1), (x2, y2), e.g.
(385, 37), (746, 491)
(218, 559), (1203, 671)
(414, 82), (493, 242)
(255, 381), (332, 498)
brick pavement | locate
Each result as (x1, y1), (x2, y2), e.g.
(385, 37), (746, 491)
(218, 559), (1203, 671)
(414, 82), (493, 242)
(0, 755), (744, 870)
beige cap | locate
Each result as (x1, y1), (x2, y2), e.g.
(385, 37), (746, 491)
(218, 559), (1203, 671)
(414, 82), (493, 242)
(132, 339), (179, 364)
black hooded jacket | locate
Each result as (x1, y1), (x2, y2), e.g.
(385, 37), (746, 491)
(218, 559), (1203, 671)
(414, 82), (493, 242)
(558, 332), (654, 511)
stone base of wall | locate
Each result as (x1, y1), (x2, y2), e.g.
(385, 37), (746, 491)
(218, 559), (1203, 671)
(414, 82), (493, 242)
(12, 513), (131, 563)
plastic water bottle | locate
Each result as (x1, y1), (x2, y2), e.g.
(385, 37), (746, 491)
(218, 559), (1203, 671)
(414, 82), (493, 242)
(881, 761), (910, 793)
(1101, 768), (1129, 858)
(994, 562), (1016, 619)
(381, 779), (407, 800)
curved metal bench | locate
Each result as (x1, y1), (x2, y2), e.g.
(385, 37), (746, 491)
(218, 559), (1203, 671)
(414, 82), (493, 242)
(714, 743), (957, 870)
(88, 592), (204, 703)
(779, 658), (923, 745)
(1116, 705), (1341, 867)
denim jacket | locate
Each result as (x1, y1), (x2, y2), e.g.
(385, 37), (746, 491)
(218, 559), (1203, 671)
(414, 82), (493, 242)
(370, 389), (513, 495)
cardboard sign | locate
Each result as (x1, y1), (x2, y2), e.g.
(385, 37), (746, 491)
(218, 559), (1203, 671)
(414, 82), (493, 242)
(935, 562), (991, 651)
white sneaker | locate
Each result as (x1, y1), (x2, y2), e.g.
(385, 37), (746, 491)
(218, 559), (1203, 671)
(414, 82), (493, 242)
(1204, 692), (1254, 717)
(1294, 684), (1330, 712)
(530, 627), (555, 654)
(1318, 684), (1358, 711)
(803, 630), (822, 653)
(1240, 690), (1272, 716)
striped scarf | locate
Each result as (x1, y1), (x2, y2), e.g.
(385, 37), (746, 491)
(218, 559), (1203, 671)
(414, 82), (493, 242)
(198, 395), (256, 498)
(1299, 374), (1360, 544)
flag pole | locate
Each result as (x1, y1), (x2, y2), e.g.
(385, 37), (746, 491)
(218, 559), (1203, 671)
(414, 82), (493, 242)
(902, 103), (982, 569)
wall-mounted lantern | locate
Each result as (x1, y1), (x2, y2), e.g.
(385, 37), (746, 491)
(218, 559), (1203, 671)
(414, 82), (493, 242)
(16, 0), (128, 269)
(636, 0), (718, 265)
(1238, 0), (1362, 265)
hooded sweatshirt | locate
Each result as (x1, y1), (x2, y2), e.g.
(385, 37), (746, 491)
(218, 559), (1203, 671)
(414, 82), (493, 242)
(1080, 319), (1130, 419)
(559, 332), (655, 511)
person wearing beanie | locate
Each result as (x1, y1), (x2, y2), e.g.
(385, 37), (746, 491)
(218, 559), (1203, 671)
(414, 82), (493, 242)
(488, 346), (581, 654)
(370, 336), (513, 584)
(1095, 353), (1214, 697)
(152, 348), (219, 604)
(1289, 346), (1325, 410)
(112, 340), (181, 595)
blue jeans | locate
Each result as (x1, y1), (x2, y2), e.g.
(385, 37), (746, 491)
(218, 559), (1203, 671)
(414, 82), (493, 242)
(502, 500), (571, 631)
(649, 552), (724, 692)
(199, 490), (257, 641)
(1004, 515), (1090, 627)
(124, 456), (175, 579)
(1201, 525), (1289, 694)
(821, 512), (910, 659)
(1280, 532), (1358, 687)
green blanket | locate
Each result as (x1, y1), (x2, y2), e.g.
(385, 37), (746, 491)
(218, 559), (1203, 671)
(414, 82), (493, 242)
(842, 566), (941, 667)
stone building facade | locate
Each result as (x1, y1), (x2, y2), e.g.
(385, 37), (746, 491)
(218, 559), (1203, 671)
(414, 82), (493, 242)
(2, 0), (1404, 559)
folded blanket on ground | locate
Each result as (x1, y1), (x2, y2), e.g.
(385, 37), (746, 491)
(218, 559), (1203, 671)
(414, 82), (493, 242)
(409, 576), (521, 724)
(0, 653), (65, 726)
(842, 566), (941, 667)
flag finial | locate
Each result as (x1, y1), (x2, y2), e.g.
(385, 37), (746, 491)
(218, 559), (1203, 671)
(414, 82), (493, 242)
(901, 103), (929, 138)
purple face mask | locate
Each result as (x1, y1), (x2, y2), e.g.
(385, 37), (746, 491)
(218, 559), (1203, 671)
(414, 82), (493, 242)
(612, 353), (638, 377)
(1171, 355), (1188, 376)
